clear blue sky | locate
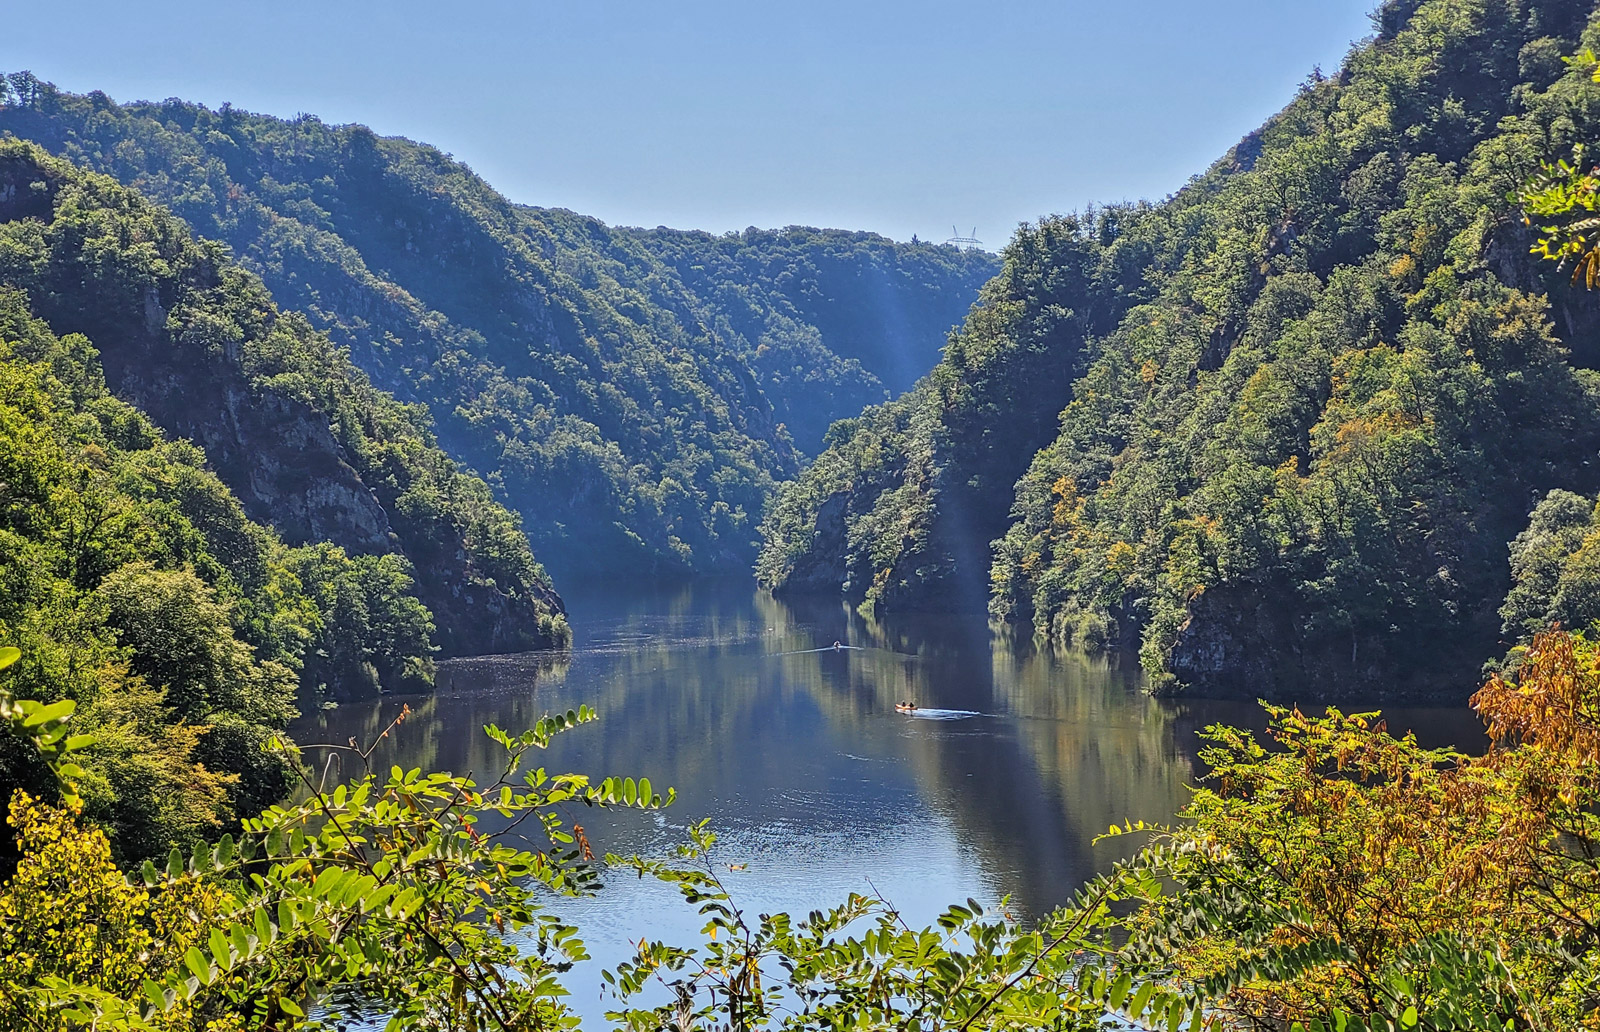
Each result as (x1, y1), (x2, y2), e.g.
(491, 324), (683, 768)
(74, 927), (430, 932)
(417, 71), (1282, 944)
(7, 1), (1374, 246)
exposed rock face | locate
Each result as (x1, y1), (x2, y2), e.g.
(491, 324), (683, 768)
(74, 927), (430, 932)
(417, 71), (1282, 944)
(101, 333), (565, 656)
(1485, 223), (1600, 368)
(1166, 580), (1495, 703)
(100, 341), (565, 658)
(426, 571), (564, 660)
(116, 367), (396, 555)
(777, 492), (851, 593)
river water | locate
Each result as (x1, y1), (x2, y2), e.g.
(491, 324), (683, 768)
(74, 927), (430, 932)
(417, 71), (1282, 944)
(288, 579), (1485, 1025)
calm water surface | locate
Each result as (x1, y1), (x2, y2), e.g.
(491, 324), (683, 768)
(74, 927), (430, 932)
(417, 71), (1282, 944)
(289, 580), (1483, 1025)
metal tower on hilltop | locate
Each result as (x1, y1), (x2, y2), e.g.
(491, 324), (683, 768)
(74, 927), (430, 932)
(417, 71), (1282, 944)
(945, 225), (982, 249)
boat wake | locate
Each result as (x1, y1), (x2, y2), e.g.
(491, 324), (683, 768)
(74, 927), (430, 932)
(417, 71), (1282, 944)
(902, 708), (985, 721)
(770, 644), (867, 656)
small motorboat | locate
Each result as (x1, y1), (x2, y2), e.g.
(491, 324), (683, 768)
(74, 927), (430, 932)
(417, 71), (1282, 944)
(895, 702), (918, 713)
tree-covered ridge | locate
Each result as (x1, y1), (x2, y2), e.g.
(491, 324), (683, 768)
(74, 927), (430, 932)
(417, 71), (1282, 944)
(0, 285), (449, 859)
(0, 140), (566, 663)
(766, 0), (1600, 697)
(629, 224), (1000, 450)
(757, 206), (1168, 609)
(0, 85), (997, 576)
(997, 0), (1600, 695)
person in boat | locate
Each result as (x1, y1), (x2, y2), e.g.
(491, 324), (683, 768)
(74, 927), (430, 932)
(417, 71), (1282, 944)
(832, 641), (843, 651)
(895, 701), (918, 713)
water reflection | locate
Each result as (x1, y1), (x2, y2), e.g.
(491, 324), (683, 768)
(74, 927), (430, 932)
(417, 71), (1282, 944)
(289, 579), (1483, 1024)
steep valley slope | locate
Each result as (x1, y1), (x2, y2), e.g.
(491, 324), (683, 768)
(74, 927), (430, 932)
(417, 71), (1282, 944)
(0, 138), (581, 853)
(0, 141), (567, 661)
(759, 0), (1600, 700)
(0, 84), (997, 578)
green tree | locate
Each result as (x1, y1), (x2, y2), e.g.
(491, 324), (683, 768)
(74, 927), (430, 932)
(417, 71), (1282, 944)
(96, 563), (295, 725)
(284, 543), (437, 698)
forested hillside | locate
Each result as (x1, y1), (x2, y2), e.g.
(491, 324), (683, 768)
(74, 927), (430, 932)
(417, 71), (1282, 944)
(0, 82), (996, 575)
(762, 0), (1600, 698)
(630, 225), (995, 449)
(757, 208), (1164, 607)
(0, 141), (567, 659)
(0, 280), (425, 858)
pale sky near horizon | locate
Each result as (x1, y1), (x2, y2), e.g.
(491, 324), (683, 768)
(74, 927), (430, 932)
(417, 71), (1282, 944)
(11, 1), (1374, 246)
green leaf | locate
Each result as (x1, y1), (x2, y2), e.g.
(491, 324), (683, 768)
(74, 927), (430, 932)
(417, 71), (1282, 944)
(21, 699), (73, 727)
(209, 926), (231, 967)
(1129, 981), (1156, 1018)
(254, 907), (273, 944)
(183, 946), (212, 985)
(167, 847), (184, 879)
(312, 866), (342, 898)
(33, 723), (68, 746)
(1107, 971), (1133, 1010)
(0, 646), (20, 671)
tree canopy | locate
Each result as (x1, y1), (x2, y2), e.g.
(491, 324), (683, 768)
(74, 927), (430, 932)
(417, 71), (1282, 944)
(0, 88), (996, 576)
(762, 0), (1600, 698)
(0, 288), (442, 857)
(0, 140), (567, 661)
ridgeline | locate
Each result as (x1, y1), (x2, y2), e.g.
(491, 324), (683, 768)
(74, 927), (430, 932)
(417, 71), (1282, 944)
(760, 0), (1600, 699)
(0, 85), (996, 578)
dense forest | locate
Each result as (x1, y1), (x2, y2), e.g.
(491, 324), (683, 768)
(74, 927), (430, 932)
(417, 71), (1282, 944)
(0, 83), (996, 576)
(761, 0), (1600, 698)
(0, 138), (577, 859)
(0, 141), (567, 658)
(0, 81), (995, 874)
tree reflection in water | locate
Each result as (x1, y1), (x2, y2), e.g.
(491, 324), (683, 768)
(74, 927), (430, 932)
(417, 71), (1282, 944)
(290, 578), (1480, 1023)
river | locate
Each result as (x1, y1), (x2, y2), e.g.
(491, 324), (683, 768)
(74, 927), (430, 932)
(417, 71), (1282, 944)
(288, 579), (1485, 1025)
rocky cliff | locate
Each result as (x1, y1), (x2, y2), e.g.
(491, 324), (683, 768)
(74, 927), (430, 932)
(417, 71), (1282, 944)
(0, 141), (565, 656)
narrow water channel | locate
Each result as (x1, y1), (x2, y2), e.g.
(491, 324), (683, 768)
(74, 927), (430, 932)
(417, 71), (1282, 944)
(289, 579), (1485, 1025)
